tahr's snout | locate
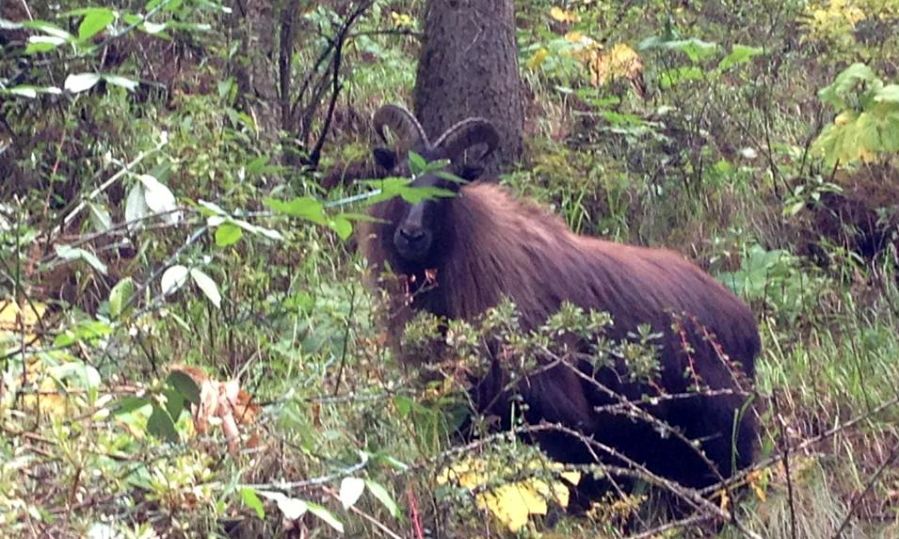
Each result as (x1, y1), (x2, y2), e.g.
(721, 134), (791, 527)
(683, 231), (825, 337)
(394, 224), (432, 261)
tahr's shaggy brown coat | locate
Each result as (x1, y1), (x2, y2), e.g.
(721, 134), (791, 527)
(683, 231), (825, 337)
(359, 105), (760, 497)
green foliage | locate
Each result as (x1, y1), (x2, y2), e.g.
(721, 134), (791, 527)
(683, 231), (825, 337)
(813, 63), (899, 166)
(717, 244), (831, 324)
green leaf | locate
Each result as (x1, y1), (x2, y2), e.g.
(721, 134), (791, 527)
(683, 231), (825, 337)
(329, 216), (353, 240)
(408, 151), (428, 175)
(819, 63), (879, 110)
(264, 196), (326, 225)
(167, 370), (201, 405)
(718, 44), (763, 72)
(103, 74), (138, 91)
(161, 264), (189, 296)
(53, 319), (114, 347)
(147, 404), (179, 443)
(22, 20), (73, 40)
(240, 488), (266, 519)
(307, 502), (344, 533)
(108, 277), (135, 318)
(64, 73), (102, 93)
(365, 480), (400, 518)
(394, 395), (412, 417)
(339, 477), (365, 510)
(77, 8), (114, 41)
(6, 86), (37, 98)
(54, 244), (108, 275)
(125, 182), (149, 229)
(190, 268), (222, 308)
(664, 38), (719, 62)
(258, 491), (308, 520)
(137, 174), (180, 224)
(88, 202), (113, 232)
(26, 35), (66, 54)
(141, 21), (167, 34)
(112, 396), (152, 415)
(215, 222), (243, 246)
(163, 387), (185, 420)
(659, 66), (703, 88)
(874, 84), (899, 104)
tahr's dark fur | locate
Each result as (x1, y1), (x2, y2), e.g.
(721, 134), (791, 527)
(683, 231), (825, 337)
(359, 105), (760, 500)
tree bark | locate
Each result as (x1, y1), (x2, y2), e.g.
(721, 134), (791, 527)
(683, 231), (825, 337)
(413, 0), (524, 175)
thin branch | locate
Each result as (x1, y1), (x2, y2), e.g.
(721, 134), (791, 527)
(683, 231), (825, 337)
(832, 438), (899, 538)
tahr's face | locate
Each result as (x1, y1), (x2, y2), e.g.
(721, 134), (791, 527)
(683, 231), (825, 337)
(392, 174), (443, 263)
(371, 147), (483, 267)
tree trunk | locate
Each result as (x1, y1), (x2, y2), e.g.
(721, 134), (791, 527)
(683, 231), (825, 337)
(413, 0), (524, 175)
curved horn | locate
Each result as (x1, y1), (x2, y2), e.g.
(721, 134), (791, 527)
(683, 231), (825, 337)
(432, 117), (499, 163)
(371, 104), (427, 150)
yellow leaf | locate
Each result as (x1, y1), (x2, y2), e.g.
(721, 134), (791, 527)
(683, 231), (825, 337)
(438, 454), (580, 532)
(590, 43), (643, 88)
(0, 300), (48, 344)
(564, 31), (592, 45)
(549, 6), (580, 23)
(747, 470), (767, 502)
(527, 47), (549, 71)
(718, 488), (730, 512)
(479, 483), (547, 532)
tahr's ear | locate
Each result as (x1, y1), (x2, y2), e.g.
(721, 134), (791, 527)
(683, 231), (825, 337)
(456, 163), (485, 182)
(372, 147), (398, 171)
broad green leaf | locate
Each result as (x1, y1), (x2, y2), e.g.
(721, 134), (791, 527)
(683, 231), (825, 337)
(0, 19), (23, 30)
(215, 222), (243, 246)
(103, 74), (138, 91)
(64, 73), (101, 93)
(142, 21), (167, 34)
(659, 66), (704, 88)
(147, 404), (179, 443)
(408, 152), (428, 175)
(874, 84), (899, 104)
(137, 174), (180, 224)
(718, 44), (763, 72)
(240, 488), (266, 519)
(6, 86), (38, 98)
(88, 201), (113, 232)
(112, 396), (152, 415)
(23, 20), (73, 40)
(190, 268), (222, 308)
(54, 244), (108, 275)
(258, 491), (309, 520)
(264, 196), (326, 225)
(162, 387), (185, 420)
(166, 370), (201, 405)
(307, 503), (344, 533)
(53, 319), (113, 347)
(365, 480), (399, 518)
(329, 216), (353, 240)
(108, 277), (135, 318)
(664, 38), (718, 62)
(78, 8), (114, 41)
(26, 35), (65, 54)
(339, 477), (365, 510)
(161, 264), (189, 296)
(125, 182), (149, 229)
(819, 63), (878, 110)
(51, 361), (102, 389)
(197, 199), (227, 216)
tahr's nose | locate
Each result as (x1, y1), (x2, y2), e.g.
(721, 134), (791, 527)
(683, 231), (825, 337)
(399, 226), (426, 242)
